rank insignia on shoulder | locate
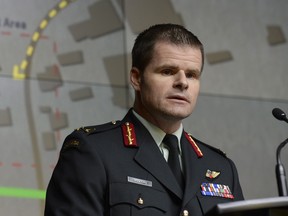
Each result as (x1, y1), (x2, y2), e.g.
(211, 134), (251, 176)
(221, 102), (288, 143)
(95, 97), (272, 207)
(206, 169), (221, 179)
(122, 122), (138, 147)
(63, 139), (80, 150)
(76, 127), (95, 134)
(184, 132), (203, 158)
(200, 183), (234, 199)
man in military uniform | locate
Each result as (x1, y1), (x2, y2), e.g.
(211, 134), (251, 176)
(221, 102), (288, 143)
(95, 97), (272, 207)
(45, 24), (244, 216)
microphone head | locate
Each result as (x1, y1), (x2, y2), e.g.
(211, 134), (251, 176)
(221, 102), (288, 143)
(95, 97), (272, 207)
(272, 108), (288, 122)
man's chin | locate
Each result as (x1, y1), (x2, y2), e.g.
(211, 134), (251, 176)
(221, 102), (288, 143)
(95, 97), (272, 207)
(162, 110), (192, 121)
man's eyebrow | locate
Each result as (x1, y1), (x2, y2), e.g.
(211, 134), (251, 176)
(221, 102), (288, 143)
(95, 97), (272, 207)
(187, 68), (201, 74)
(156, 64), (179, 70)
(156, 64), (201, 74)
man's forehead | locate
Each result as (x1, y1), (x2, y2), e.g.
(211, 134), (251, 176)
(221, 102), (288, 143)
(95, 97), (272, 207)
(151, 42), (202, 65)
(153, 41), (200, 50)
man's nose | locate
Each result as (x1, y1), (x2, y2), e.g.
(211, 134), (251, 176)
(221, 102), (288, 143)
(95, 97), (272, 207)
(173, 70), (188, 90)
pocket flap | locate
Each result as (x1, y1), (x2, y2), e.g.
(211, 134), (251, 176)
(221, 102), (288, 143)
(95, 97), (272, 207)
(110, 182), (168, 212)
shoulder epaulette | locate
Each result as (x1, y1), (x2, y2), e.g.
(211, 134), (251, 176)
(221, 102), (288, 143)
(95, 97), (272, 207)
(205, 144), (227, 157)
(75, 120), (121, 136)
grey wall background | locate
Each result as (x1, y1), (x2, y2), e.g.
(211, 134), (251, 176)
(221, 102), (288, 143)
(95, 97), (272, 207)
(0, 0), (287, 215)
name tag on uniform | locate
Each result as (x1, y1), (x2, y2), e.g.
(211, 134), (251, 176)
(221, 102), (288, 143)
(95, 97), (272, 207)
(127, 176), (152, 187)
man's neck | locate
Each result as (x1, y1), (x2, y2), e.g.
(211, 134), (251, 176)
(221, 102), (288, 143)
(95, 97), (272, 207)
(132, 108), (182, 134)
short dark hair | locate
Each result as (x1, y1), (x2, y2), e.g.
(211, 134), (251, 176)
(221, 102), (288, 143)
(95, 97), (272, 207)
(132, 23), (204, 73)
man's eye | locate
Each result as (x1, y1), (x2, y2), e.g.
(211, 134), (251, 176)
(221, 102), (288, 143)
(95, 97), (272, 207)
(186, 72), (199, 79)
(186, 73), (195, 79)
(162, 69), (173, 75)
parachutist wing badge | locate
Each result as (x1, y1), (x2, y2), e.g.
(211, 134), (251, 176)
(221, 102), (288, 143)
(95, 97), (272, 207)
(206, 169), (220, 179)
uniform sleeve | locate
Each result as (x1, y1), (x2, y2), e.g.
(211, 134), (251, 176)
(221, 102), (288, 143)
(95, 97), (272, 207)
(228, 158), (244, 201)
(44, 131), (107, 216)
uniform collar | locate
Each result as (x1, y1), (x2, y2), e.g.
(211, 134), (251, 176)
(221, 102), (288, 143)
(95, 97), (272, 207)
(132, 110), (183, 150)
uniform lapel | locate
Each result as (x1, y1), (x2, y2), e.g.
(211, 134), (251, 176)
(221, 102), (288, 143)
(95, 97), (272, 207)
(134, 137), (183, 199)
(124, 110), (183, 199)
(181, 133), (205, 206)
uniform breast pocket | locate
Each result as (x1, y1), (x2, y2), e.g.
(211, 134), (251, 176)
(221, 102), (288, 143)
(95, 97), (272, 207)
(197, 193), (233, 215)
(109, 182), (168, 216)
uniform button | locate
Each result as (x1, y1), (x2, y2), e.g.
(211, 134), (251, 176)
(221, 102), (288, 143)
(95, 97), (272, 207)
(137, 197), (144, 205)
(182, 209), (189, 216)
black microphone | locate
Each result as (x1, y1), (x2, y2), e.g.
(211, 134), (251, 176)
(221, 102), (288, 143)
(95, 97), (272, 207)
(272, 108), (288, 123)
(275, 138), (288, 196)
(272, 107), (288, 196)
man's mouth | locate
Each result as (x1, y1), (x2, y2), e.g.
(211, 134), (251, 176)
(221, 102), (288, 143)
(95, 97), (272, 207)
(167, 95), (189, 103)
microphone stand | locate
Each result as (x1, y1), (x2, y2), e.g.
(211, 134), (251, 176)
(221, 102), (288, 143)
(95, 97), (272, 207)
(276, 138), (288, 196)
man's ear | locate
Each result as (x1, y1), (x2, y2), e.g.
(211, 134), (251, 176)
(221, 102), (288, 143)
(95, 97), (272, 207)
(130, 67), (141, 91)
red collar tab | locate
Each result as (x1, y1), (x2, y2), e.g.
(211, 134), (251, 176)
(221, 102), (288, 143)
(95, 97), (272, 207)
(185, 132), (203, 158)
(122, 122), (138, 147)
